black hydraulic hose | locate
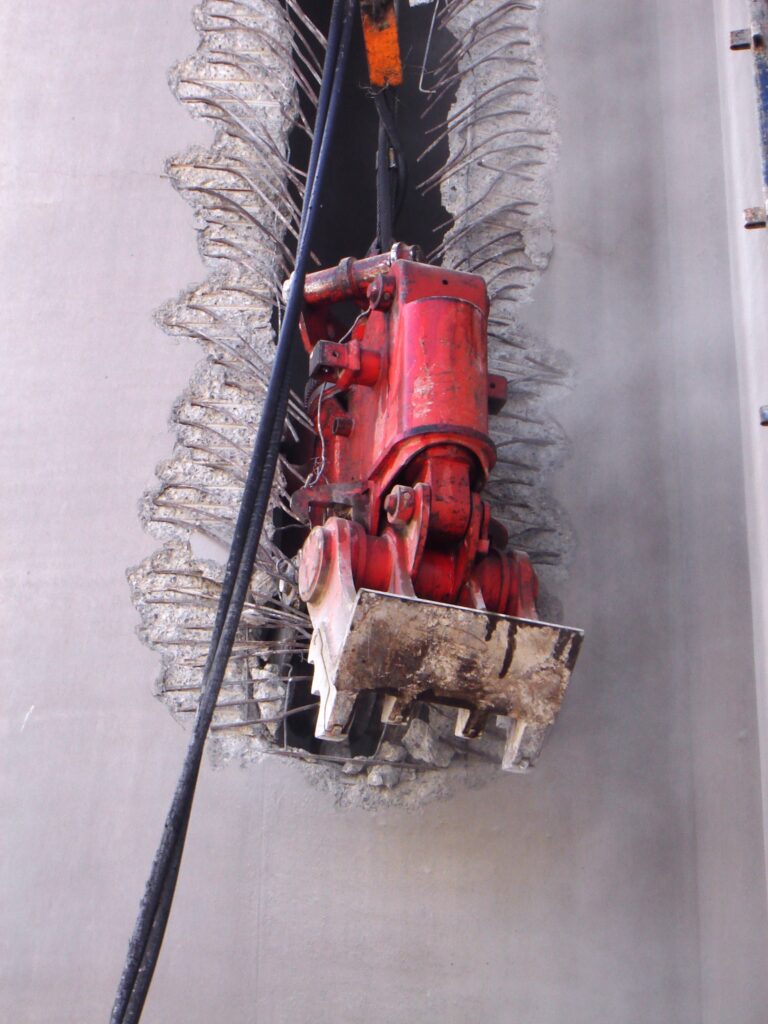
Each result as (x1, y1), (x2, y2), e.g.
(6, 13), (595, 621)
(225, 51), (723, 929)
(108, 2), (355, 1020)
(376, 113), (394, 250)
(302, 0), (346, 221)
(373, 90), (408, 227)
(119, 825), (186, 1024)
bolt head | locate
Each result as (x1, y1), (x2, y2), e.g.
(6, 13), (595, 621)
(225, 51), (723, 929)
(730, 27), (752, 50)
(367, 274), (395, 310)
(332, 416), (354, 437)
(744, 206), (767, 229)
(385, 485), (416, 524)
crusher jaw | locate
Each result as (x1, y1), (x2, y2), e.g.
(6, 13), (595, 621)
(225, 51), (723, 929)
(292, 247), (583, 771)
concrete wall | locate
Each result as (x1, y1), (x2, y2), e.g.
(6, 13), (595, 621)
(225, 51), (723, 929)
(716, 0), (768, 891)
(2, 1), (767, 1022)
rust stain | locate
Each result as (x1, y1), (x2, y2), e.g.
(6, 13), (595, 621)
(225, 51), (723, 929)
(499, 619), (516, 679)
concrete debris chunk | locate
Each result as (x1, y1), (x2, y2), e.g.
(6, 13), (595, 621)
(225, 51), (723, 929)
(367, 765), (402, 788)
(366, 741), (407, 787)
(378, 741), (406, 763)
(403, 718), (454, 768)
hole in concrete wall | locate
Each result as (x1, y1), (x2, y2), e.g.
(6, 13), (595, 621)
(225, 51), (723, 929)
(287, 0), (459, 267)
(131, 0), (573, 807)
(272, 0), (462, 757)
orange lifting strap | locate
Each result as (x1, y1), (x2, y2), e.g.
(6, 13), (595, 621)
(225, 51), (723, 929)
(359, 0), (403, 87)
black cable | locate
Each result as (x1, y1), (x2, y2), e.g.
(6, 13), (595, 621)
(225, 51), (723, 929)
(376, 112), (394, 250)
(109, 2), (355, 1020)
(301, 0), (347, 228)
(120, 825), (187, 1024)
(375, 90), (408, 223)
(372, 88), (408, 252)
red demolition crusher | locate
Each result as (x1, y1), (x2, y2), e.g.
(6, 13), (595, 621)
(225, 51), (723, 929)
(291, 244), (582, 771)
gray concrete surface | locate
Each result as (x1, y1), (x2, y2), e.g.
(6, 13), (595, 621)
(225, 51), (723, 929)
(2, 1), (767, 1022)
(716, 0), (768, 890)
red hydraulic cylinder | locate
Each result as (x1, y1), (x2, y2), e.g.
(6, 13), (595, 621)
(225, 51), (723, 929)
(292, 249), (536, 619)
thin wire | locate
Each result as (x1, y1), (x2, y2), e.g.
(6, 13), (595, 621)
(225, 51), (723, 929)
(209, 702), (319, 731)
(303, 303), (371, 487)
(337, 305), (371, 344)
(418, 0), (443, 94)
(304, 383), (329, 487)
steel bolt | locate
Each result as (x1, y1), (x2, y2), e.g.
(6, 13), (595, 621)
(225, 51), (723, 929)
(744, 206), (767, 229)
(332, 416), (354, 437)
(384, 485), (415, 524)
(367, 274), (394, 310)
(730, 27), (752, 50)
